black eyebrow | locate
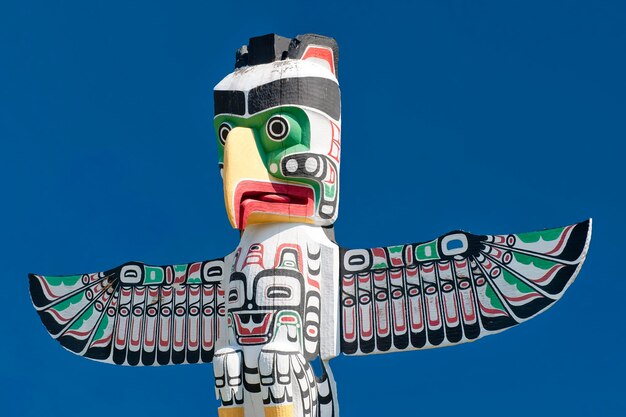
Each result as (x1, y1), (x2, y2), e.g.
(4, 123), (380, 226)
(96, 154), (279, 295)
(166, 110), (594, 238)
(214, 90), (246, 116)
(248, 77), (340, 120)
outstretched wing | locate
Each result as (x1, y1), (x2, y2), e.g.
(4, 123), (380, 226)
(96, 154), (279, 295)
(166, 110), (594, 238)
(339, 219), (591, 355)
(29, 258), (228, 366)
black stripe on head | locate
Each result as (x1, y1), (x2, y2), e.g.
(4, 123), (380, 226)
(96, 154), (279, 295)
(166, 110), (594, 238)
(249, 77), (340, 120)
(214, 90), (246, 116)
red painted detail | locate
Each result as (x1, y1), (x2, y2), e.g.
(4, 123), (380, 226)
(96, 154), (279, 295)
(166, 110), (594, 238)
(302, 46), (335, 75)
(273, 243), (303, 271)
(115, 317), (128, 347)
(174, 267), (186, 285)
(307, 277), (320, 289)
(243, 243), (265, 269)
(35, 275), (63, 300)
(326, 164), (336, 185)
(546, 225), (574, 255)
(376, 301), (390, 334)
(531, 264), (565, 284)
(409, 298), (424, 332)
(504, 292), (542, 303)
(390, 254), (403, 267)
(279, 316), (297, 323)
(234, 180), (315, 230)
(239, 336), (268, 344)
(444, 295), (459, 324)
(188, 317), (199, 349)
(202, 315), (214, 350)
(461, 291), (477, 322)
(479, 300), (508, 316)
(328, 121), (341, 161)
(359, 304), (373, 338)
(392, 299), (407, 332)
(426, 296), (441, 327)
(390, 270), (402, 282)
(374, 271), (386, 282)
(188, 262), (202, 282)
(159, 319), (171, 348)
(65, 328), (92, 338)
(91, 332), (113, 348)
(342, 309), (356, 341)
(233, 312), (273, 342)
(405, 246), (414, 265)
(47, 307), (74, 323)
(144, 320), (157, 348)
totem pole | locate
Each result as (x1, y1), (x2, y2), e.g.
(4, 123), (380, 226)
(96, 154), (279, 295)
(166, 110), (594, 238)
(29, 34), (592, 417)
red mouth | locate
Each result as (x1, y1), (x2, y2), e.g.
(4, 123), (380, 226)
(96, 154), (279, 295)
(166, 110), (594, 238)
(234, 180), (315, 229)
(233, 311), (274, 345)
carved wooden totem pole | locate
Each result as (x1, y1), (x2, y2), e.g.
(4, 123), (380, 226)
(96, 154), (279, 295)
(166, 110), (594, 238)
(30, 34), (592, 417)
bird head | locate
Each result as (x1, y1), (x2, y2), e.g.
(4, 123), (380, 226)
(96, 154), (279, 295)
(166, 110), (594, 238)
(214, 34), (341, 230)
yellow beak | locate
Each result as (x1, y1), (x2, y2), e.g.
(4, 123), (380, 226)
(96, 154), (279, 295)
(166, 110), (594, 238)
(222, 127), (316, 230)
(223, 127), (272, 229)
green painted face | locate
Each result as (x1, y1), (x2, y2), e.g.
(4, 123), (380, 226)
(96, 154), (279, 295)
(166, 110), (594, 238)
(214, 106), (311, 169)
(214, 58), (342, 228)
(214, 106), (330, 213)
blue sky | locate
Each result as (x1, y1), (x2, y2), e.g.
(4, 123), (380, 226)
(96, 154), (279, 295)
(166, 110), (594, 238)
(2, 1), (625, 416)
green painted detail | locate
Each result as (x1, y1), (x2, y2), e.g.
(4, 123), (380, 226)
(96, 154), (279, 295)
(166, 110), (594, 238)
(213, 106), (311, 164)
(373, 262), (388, 269)
(513, 253), (558, 270)
(54, 292), (85, 312)
(213, 106), (335, 219)
(502, 270), (535, 294)
(44, 275), (82, 287)
(93, 315), (109, 341)
(415, 241), (439, 261)
(69, 305), (95, 330)
(323, 183), (336, 198)
(174, 264), (187, 276)
(144, 266), (165, 284)
(389, 246), (403, 254)
(484, 284), (506, 311)
(274, 311), (303, 350)
(187, 275), (202, 284)
(517, 227), (565, 244)
(275, 310), (301, 325)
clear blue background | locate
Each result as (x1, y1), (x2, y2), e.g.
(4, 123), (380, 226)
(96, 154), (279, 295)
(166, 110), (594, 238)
(2, 1), (624, 416)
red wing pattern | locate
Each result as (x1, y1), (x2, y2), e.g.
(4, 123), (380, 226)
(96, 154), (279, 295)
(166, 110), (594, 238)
(339, 220), (591, 355)
(29, 259), (227, 366)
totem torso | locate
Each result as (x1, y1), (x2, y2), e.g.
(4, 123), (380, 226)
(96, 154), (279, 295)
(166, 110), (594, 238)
(215, 223), (340, 417)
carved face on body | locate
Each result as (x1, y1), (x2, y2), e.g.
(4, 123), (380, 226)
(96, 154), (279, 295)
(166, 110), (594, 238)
(214, 34), (341, 230)
(226, 239), (322, 360)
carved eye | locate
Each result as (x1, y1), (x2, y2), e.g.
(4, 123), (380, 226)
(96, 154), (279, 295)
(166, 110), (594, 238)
(266, 115), (290, 141)
(218, 123), (232, 145)
(267, 285), (292, 299)
(228, 288), (238, 303)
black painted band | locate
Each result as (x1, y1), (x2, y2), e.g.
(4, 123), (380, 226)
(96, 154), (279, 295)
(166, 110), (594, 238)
(249, 77), (340, 120)
(214, 77), (340, 120)
(214, 90), (246, 116)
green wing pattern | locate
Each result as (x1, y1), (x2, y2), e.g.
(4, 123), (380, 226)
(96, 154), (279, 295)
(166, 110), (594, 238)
(29, 259), (227, 366)
(340, 220), (591, 355)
